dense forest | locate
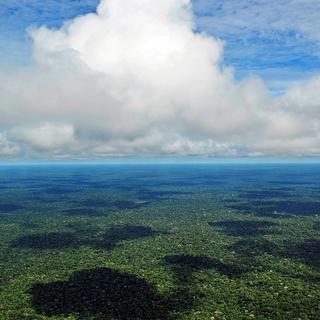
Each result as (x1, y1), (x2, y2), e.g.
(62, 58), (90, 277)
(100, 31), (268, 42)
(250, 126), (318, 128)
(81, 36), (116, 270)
(0, 164), (320, 320)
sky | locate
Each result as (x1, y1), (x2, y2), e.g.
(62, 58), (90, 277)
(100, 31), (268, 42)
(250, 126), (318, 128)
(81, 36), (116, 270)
(0, 0), (320, 160)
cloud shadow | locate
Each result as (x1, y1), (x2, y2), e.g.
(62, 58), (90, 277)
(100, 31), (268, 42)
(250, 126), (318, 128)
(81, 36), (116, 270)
(29, 267), (168, 319)
(11, 232), (80, 250)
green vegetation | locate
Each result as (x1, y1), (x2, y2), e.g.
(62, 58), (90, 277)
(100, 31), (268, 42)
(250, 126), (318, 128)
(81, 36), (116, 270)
(0, 164), (320, 319)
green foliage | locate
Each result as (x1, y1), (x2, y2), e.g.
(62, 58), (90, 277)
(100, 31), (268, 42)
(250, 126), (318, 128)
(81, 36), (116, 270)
(0, 165), (320, 319)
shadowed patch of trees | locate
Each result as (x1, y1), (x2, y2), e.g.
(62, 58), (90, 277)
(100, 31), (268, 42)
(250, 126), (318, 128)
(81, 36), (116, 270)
(11, 232), (80, 250)
(228, 200), (320, 217)
(209, 220), (320, 271)
(93, 225), (162, 249)
(230, 237), (320, 270)
(74, 199), (111, 208)
(20, 221), (39, 229)
(230, 238), (278, 258)
(30, 254), (232, 319)
(282, 239), (320, 269)
(11, 225), (166, 251)
(62, 208), (105, 217)
(44, 187), (77, 195)
(0, 204), (23, 213)
(313, 222), (320, 231)
(164, 254), (247, 279)
(30, 267), (168, 319)
(242, 190), (291, 199)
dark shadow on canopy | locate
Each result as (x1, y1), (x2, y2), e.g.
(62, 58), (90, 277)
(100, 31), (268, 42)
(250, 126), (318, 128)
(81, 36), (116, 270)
(137, 189), (193, 201)
(281, 239), (320, 269)
(241, 190), (290, 199)
(12, 225), (166, 251)
(94, 224), (164, 250)
(229, 200), (320, 217)
(111, 200), (148, 210)
(73, 199), (111, 208)
(0, 203), (23, 213)
(20, 221), (39, 229)
(11, 232), (80, 250)
(62, 208), (106, 217)
(313, 222), (320, 231)
(230, 238), (278, 257)
(164, 254), (246, 280)
(29, 267), (168, 320)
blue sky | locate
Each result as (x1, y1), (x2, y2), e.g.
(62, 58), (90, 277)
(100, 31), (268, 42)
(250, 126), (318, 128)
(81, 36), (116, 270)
(1, 0), (320, 93)
(0, 0), (99, 66)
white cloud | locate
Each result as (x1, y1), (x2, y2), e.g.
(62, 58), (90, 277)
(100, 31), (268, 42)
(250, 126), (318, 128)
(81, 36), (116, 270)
(0, 0), (320, 159)
(0, 132), (20, 157)
(10, 123), (75, 151)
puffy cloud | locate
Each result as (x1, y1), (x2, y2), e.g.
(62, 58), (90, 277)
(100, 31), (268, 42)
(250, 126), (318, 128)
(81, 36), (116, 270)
(0, 0), (320, 159)
(10, 123), (75, 151)
(0, 132), (20, 157)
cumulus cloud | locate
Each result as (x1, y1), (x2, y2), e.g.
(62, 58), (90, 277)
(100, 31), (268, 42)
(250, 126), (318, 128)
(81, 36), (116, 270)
(0, 0), (319, 159)
(10, 123), (75, 151)
(0, 132), (20, 157)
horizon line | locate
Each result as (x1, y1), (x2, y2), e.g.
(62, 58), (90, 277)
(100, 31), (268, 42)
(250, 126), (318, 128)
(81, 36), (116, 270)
(1, 157), (320, 166)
